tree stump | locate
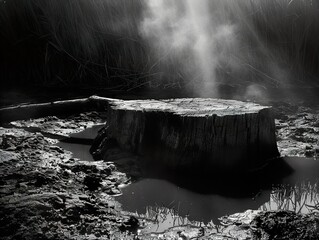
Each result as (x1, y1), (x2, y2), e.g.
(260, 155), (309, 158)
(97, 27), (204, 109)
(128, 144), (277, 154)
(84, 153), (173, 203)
(92, 98), (280, 173)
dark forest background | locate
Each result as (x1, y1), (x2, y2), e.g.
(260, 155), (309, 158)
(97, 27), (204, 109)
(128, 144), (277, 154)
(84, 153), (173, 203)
(1, 0), (319, 96)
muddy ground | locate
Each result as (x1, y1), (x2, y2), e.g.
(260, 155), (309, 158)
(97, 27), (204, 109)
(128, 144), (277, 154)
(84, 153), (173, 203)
(1, 102), (319, 239)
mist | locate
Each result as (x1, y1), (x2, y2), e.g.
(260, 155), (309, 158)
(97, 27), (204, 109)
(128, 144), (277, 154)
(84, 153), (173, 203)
(1, 0), (318, 99)
(141, 0), (293, 99)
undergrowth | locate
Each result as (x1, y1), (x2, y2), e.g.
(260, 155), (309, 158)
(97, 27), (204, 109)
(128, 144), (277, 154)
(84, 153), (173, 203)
(0, 0), (318, 91)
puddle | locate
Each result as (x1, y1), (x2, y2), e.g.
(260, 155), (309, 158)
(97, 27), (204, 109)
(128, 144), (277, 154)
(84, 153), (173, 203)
(68, 124), (105, 140)
(117, 178), (269, 225)
(116, 157), (319, 232)
(56, 124), (104, 161)
(260, 157), (319, 214)
(139, 205), (193, 233)
(53, 124), (319, 233)
(56, 142), (94, 161)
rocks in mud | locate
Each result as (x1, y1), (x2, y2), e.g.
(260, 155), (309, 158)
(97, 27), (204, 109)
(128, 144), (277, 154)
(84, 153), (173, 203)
(58, 160), (128, 194)
(0, 190), (120, 239)
(0, 135), (17, 150)
(10, 111), (105, 137)
(274, 104), (319, 157)
(28, 170), (59, 187)
(0, 115), (136, 240)
(0, 192), (66, 238)
(0, 149), (19, 162)
(3, 192), (65, 210)
(59, 160), (112, 175)
(220, 209), (261, 226)
(251, 211), (319, 240)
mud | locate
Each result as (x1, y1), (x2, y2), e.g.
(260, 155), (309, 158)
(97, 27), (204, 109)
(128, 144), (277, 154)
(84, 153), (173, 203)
(0, 102), (319, 239)
(274, 103), (319, 158)
(0, 114), (135, 239)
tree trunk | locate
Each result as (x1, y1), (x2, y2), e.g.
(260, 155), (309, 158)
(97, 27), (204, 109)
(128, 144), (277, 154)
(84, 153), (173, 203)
(92, 98), (280, 173)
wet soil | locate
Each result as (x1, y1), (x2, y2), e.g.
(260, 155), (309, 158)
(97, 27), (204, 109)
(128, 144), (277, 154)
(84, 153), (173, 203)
(0, 100), (319, 239)
(273, 103), (319, 158)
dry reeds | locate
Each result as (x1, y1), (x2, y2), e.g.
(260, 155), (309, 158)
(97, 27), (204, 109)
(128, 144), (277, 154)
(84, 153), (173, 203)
(0, 0), (318, 90)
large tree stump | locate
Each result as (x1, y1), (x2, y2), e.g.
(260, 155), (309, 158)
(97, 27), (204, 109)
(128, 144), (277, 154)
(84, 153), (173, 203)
(92, 98), (280, 173)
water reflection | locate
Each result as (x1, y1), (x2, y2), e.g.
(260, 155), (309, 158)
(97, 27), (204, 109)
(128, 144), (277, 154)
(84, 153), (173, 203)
(117, 178), (270, 224)
(260, 181), (319, 214)
(68, 124), (105, 140)
(133, 205), (218, 234)
(143, 206), (192, 233)
(117, 157), (319, 230)
(57, 142), (94, 161)
(258, 157), (319, 214)
(56, 124), (104, 161)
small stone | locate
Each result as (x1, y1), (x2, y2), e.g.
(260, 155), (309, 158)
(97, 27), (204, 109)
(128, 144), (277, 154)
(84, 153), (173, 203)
(107, 188), (121, 196)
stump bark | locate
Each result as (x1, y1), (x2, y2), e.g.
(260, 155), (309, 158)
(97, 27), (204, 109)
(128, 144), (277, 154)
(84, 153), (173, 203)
(92, 98), (280, 172)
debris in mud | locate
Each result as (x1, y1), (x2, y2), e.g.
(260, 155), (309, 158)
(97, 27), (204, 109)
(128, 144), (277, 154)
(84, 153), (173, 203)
(0, 113), (135, 240)
(10, 111), (105, 137)
(251, 211), (319, 240)
(274, 103), (319, 158)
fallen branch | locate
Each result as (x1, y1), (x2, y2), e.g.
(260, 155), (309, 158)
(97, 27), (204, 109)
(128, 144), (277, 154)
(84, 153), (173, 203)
(0, 95), (112, 123)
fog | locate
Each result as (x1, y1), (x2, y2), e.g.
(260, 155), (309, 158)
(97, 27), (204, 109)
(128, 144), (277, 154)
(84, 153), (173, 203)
(141, 0), (291, 99)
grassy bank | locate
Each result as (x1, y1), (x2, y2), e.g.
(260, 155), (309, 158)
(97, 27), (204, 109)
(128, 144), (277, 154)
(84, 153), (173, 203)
(0, 0), (318, 91)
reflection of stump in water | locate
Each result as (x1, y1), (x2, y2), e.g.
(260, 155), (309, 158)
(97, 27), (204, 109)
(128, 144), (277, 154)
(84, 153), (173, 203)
(91, 98), (280, 173)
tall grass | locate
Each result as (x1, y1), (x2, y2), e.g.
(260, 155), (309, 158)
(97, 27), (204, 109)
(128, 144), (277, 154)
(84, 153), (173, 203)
(0, 0), (149, 89)
(0, 0), (318, 90)
(248, 0), (319, 85)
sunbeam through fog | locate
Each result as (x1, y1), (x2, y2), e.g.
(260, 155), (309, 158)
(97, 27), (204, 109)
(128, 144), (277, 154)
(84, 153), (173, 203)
(141, 0), (295, 99)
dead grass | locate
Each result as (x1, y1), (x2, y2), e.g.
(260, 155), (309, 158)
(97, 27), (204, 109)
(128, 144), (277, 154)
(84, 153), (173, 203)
(0, 0), (318, 90)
